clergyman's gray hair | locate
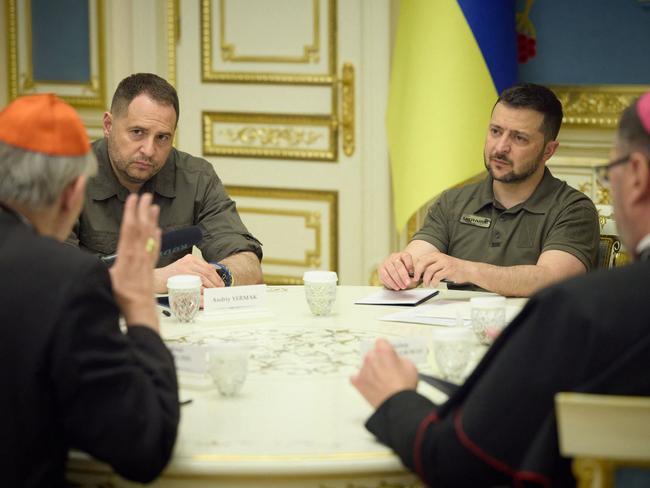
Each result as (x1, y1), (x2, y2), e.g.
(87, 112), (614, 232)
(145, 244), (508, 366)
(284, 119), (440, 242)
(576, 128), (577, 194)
(0, 141), (97, 209)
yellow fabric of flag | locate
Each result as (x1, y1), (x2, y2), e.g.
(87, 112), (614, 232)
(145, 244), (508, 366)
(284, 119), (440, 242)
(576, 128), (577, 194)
(387, 0), (499, 231)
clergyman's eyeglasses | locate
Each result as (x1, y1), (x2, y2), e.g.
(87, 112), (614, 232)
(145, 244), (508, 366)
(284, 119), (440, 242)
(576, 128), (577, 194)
(595, 154), (630, 188)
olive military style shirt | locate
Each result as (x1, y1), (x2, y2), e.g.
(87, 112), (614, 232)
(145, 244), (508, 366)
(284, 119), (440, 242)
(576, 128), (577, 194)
(413, 168), (599, 275)
(69, 139), (262, 266)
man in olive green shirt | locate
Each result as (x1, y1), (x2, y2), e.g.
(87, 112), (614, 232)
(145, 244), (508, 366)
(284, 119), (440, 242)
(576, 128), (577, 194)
(379, 83), (599, 297)
(69, 73), (263, 292)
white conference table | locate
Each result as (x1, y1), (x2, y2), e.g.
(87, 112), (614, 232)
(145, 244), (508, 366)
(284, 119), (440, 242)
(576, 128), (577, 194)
(68, 286), (526, 487)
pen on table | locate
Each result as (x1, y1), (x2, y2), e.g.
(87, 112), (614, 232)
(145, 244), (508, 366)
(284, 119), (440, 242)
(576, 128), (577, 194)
(179, 399), (193, 406)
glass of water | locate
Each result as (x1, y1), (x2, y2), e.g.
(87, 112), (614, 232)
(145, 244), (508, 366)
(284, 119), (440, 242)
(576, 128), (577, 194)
(207, 342), (250, 396)
(470, 296), (506, 345)
(431, 327), (475, 383)
(167, 275), (201, 323)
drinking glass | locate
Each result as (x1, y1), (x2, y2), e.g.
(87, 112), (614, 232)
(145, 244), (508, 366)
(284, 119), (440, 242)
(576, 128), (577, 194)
(167, 275), (201, 323)
(303, 271), (338, 316)
(431, 328), (475, 383)
(207, 342), (250, 396)
(470, 296), (506, 345)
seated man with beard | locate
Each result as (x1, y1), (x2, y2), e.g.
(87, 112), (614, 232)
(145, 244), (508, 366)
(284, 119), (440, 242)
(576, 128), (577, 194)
(379, 83), (599, 297)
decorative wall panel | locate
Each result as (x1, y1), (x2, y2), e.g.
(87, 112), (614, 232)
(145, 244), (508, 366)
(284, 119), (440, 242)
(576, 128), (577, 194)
(6, 0), (106, 107)
(227, 186), (338, 285)
(203, 111), (337, 160)
(552, 85), (650, 129)
(201, 0), (336, 84)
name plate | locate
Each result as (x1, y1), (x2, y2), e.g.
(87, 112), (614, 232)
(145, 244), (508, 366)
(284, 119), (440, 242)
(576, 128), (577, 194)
(360, 337), (429, 364)
(167, 344), (209, 374)
(460, 213), (491, 228)
(204, 284), (267, 313)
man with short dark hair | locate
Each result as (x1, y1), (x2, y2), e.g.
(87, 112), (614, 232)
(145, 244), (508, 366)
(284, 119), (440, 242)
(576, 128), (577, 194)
(0, 94), (179, 486)
(69, 73), (263, 292)
(379, 83), (599, 297)
(354, 92), (650, 487)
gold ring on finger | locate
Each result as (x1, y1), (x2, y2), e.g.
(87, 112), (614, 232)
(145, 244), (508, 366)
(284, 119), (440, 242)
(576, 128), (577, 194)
(145, 237), (156, 253)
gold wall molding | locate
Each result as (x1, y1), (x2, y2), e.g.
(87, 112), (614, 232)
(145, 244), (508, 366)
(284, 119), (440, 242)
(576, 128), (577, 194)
(203, 112), (338, 161)
(341, 62), (355, 156)
(220, 0), (320, 64)
(6, 0), (19, 100)
(261, 274), (303, 285)
(572, 457), (650, 488)
(237, 207), (322, 267)
(552, 85), (650, 129)
(219, 127), (323, 147)
(166, 0), (179, 88)
(201, 0), (337, 84)
(7, 0), (106, 108)
(572, 458), (601, 488)
(595, 181), (611, 205)
(226, 186), (338, 285)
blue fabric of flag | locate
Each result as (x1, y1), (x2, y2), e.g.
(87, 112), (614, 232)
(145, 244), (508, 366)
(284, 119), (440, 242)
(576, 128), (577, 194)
(457, 0), (517, 94)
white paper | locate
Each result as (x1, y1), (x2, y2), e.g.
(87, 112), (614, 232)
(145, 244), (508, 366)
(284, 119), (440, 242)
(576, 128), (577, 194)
(380, 301), (523, 326)
(381, 308), (471, 327)
(414, 301), (471, 319)
(203, 284), (267, 313)
(359, 337), (429, 364)
(355, 288), (439, 306)
(167, 344), (209, 374)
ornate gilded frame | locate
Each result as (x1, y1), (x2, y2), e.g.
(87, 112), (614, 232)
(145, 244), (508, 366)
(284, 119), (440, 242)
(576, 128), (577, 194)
(200, 0), (337, 85)
(6, 0), (106, 107)
(203, 111), (338, 161)
(573, 458), (650, 488)
(552, 85), (650, 129)
(226, 186), (338, 285)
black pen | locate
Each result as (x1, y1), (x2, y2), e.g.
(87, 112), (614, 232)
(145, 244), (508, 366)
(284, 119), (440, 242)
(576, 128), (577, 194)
(179, 399), (193, 406)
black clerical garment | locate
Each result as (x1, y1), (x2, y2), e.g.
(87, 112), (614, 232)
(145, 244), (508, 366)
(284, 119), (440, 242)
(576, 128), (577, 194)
(366, 257), (650, 487)
(0, 209), (180, 487)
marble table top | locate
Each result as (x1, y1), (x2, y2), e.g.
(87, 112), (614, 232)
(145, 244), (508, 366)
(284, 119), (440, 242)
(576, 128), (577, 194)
(70, 285), (526, 482)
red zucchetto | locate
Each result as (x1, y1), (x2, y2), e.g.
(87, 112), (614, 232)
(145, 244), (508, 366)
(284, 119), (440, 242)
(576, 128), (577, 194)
(0, 93), (90, 156)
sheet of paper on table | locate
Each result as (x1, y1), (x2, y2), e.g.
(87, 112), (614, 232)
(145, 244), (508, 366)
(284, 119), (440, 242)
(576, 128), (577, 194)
(354, 288), (439, 306)
(359, 337), (429, 364)
(380, 300), (524, 326)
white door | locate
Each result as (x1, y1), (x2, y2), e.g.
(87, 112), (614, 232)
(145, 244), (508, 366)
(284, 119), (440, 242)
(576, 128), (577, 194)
(170, 0), (392, 285)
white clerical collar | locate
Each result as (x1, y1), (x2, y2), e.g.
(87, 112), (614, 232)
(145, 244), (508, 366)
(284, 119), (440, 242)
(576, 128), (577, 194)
(635, 233), (650, 255)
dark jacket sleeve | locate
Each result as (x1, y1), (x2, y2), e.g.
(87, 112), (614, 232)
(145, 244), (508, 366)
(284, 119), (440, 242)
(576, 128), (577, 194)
(365, 264), (650, 487)
(366, 390), (508, 487)
(50, 260), (179, 483)
(364, 290), (591, 487)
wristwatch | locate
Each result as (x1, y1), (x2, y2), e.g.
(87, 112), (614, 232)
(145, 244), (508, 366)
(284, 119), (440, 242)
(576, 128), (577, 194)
(211, 262), (234, 287)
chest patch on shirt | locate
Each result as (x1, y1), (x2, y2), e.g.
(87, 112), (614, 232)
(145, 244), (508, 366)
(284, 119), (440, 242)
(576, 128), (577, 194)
(460, 214), (491, 228)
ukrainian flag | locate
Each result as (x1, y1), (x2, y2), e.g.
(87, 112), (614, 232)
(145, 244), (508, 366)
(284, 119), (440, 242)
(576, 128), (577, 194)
(387, 0), (517, 231)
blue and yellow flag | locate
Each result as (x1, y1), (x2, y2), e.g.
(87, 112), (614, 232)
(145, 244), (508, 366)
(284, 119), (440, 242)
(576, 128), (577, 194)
(387, 0), (517, 231)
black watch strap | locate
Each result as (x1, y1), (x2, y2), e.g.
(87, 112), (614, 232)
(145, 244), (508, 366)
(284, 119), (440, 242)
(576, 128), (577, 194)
(211, 263), (234, 287)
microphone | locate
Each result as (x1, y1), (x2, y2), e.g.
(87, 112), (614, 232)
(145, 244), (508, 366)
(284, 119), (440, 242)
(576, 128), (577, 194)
(100, 226), (203, 266)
